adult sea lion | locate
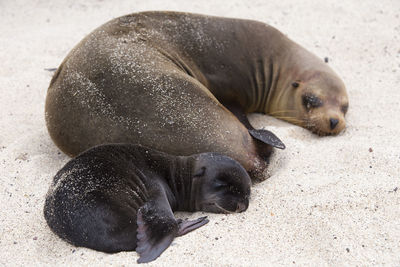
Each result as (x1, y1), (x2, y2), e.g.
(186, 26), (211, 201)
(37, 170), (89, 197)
(45, 11), (348, 180)
(44, 144), (251, 263)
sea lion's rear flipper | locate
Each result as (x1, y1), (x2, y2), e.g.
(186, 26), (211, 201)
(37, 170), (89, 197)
(177, 216), (209, 236)
(249, 129), (286, 149)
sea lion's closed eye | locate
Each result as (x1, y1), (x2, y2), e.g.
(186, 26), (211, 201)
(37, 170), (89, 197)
(302, 94), (323, 109)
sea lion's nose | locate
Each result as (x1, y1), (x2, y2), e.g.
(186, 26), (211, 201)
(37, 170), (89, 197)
(236, 198), (249, 212)
(236, 202), (247, 213)
(330, 118), (339, 130)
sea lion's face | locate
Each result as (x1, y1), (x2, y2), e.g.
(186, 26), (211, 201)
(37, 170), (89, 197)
(192, 154), (251, 214)
(291, 72), (349, 135)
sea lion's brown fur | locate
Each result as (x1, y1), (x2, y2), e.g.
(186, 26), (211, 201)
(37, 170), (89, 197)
(45, 11), (348, 180)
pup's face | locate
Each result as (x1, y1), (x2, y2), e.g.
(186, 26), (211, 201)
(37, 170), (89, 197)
(192, 153), (251, 213)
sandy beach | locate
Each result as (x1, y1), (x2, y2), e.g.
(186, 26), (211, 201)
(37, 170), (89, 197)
(1, 0), (399, 265)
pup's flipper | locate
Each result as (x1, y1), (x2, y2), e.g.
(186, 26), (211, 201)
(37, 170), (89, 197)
(177, 216), (209, 236)
(136, 204), (209, 263)
(136, 205), (175, 264)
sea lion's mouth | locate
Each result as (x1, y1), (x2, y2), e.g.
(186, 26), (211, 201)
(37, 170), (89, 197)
(303, 116), (344, 136)
(307, 125), (333, 136)
(201, 202), (247, 214)
(201, 202), (234, 214)
(307, 123), (345, 136)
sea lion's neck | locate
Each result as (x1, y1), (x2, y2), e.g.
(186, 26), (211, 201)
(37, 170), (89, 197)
(129, 146), (195, 212)
(264, 54), (296, 115)
(245, 25), (294, 114)
(163, 156), (195, 212)
(242, 57), (275, 114)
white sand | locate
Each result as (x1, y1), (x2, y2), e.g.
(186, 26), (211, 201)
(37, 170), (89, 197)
(1, 0), (399, 265)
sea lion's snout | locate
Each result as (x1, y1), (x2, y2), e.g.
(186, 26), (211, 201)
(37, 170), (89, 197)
(329, 118), (339, 130)
(305, 109), (346, 136)
(318, 99), (347, 135)
(236, 199), (249, 213)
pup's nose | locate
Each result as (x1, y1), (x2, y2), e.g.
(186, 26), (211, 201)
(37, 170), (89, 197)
(236, 202), (247, 213)
(330, 118), (339, 130)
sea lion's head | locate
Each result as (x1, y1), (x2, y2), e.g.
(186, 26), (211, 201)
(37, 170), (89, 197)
(289, 70), (349, 135)
(191, 153), (251, 213)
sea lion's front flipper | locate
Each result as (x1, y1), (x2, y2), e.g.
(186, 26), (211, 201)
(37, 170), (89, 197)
(177, 216), (209, 236)
(224, 102), (253, 129)
(224, 103), (285, 149)
(136, 204), (176, 263)
(249, 129), (286, 149)
(136, 202), (210, 263)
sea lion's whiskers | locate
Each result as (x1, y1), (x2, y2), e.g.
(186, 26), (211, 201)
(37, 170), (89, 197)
(268, 110), (297, 115)
(274, 116), (302, 124)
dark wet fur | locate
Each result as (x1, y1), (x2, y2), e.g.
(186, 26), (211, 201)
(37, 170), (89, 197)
(44, 144), (251, 263)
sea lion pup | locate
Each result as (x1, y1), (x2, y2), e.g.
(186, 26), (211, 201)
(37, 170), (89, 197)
(44, 144), (251, 263)
(45, 11), (348, 180)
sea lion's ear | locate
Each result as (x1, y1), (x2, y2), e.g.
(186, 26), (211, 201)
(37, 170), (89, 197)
(193, 166), (206, 177)
(248, 129), (285, 149)
(292, 81), (302, 88)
